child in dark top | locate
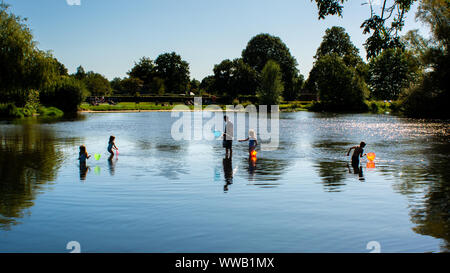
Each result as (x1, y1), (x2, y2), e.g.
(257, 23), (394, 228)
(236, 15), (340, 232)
(347, 142), (366, 167)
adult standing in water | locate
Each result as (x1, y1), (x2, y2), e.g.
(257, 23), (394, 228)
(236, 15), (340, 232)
(223, 115), (234, 158)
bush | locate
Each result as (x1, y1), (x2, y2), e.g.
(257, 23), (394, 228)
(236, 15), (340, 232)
(38, 106), (64, 118)
(40, 77), (88, 113)
(0, 103), (24, 118)
(313, 54), (369, 112)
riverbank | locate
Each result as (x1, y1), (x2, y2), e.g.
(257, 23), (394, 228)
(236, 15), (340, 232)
(79, 101), (314, 112)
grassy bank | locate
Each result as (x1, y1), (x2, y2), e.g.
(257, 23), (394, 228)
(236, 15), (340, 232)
(80, 101), (315, 112)
(79, 100), (398, 114)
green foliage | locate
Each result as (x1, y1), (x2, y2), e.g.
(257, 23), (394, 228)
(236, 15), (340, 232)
(369, 48), (419, 100)
(315, 26), (362, 67)
(128, 57), (157, 92)
(121, 77), (143, 96)
(257, 60), (284, 105)
(38, 106), (64, 118)
(152, 77), (166, 95)
(242, 33), (300, 100)
(200, 75), (215, 94)
(83, 72), (112, 96)
(212, 58), (259, 99)
(23, 89), (40, 115)
(399, 0), (449, 118)
(189, 79), (200, 95)
(74, 65), (86, 80)
(312, 0), (418, 58)
(367, 101), (393, 114)
(0, 3), (66, 109)
(155, 52), (190, 93)
(0, 103), (23, 118)
(313, 54), (368, 112)
(40, 77), (87, 113)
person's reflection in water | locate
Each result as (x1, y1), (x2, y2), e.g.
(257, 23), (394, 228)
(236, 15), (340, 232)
(79, 163), (90, 181)
(108, 154), (117, 176)
(347, 162), (365, 181)
(248, 156), (257, 178)
(223, 157), (233, 192)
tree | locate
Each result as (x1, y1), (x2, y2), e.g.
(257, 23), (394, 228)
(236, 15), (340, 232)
(307, 26), (367, 97)
(40, 77), (88, 113)
(312, 0), (418, 58)
(110, 77), (124, 94)
(315, 26), (363, 67)
(121, 77), (143, 97)
(400, 0), (450, 118)
(369, 48), (419, 100)
(128, 57), (157, 92)
(213, 58), (259, 99)
(151, 77), (166, 95)
(313, 54), (368, 112)
(189, 79), (200, 94)
(200, 75), (215, 94)
(74, 65), (86, 80)
(0, 3), (60, 105)
(257, 60), (284, 105)
(84, 72), (112, 96)
(155, 52), (190, 94)
(242, 34), (300, 100)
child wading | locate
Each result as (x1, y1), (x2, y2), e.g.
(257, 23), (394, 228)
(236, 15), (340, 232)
(108, 136), (119, 159)
(78, 145), (91, 180)
(239, 129), (258, 157)
(347, 142), (366, 167)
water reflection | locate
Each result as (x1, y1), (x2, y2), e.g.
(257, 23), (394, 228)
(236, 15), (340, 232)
(108, 156), (117, 176)
(346, 163), (365, 181)
(408, 141), (450, 252)
(223, 157), (233, 192)
(0, 125), (71, 230)
(79, 164), (90, 181)
(315, 161), (348, 192)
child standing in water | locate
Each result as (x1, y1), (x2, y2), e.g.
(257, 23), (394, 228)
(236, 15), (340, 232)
(78, 145), (91, 164)
(347, 142), (366, 167)
(239, 129), (258, 156)
(108, 136), (118, 158)
(79, 145), (91, 180)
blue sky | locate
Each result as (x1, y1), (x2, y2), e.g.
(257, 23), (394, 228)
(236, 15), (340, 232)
(7, 0), (429, 81)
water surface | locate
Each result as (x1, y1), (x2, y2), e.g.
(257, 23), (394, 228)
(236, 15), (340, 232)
(0, 112), (448, 253)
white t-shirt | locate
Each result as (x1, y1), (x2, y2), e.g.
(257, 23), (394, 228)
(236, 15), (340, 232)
(225, 121), (234, 140)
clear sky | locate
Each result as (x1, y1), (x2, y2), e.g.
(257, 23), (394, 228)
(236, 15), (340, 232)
(7, 0), (429, 81)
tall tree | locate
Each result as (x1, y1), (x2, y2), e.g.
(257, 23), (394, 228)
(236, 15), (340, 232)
(128, 57), (156, 92)
(368, 48), (419, 100)
(84, 72), (112, 96)
(242, 34), (300, 100)
(213, 58), (259, 99)
(400, 0), (450, 118)
(307, 26), (367, 96)
(257, 60), (284, 105)
(155, 52), (190, 94)
(312, 0), (418, 58)
(314, 26), (363, 67)
(0, 2), (59, 105)
(312, 54), (368, 111)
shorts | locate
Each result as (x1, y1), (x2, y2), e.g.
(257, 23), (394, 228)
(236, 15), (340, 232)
(223, 140), (232, 149)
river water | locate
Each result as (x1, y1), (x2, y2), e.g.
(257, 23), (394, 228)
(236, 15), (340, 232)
(0, 112), (448, 252)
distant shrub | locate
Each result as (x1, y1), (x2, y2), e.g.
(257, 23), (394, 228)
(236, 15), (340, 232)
(38, 106), (64, 118)
(40, 77), (88, 113)
(0, 103), (24, 118)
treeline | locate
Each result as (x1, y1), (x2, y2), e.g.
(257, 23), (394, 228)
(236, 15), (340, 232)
(1, 0), (448, 119)
(308, 0), (449, 118)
